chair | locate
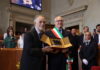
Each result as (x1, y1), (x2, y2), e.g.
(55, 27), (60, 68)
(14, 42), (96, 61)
(91, 66), (100, 70)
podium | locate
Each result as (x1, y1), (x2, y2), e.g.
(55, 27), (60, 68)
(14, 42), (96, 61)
(0, 48), (22, 70)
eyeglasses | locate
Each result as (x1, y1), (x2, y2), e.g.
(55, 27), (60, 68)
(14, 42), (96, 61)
(55, 20), (63, 23)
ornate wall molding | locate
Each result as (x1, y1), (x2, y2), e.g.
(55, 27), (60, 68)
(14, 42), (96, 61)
(59, 5), (88, 32)
(58, 5), (88, 17)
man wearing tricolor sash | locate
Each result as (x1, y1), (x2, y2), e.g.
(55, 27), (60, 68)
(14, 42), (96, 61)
(45, 16), (71, 70)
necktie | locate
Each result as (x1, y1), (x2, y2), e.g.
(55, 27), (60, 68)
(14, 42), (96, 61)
(85, 42), (89, 46)
(86, 42), (88, 45)
(39, 32), (42, 39)
(39, 32), (44, 47)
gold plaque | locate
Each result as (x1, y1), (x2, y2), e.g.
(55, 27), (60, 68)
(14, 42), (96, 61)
(41, 34), (72, 48)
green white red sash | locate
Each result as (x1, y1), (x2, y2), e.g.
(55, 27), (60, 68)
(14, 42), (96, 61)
(51, 27), (63, 38)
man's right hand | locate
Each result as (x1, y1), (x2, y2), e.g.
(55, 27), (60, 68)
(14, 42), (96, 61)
(42, 46), (53, 53)
(98, 43), (100, 47)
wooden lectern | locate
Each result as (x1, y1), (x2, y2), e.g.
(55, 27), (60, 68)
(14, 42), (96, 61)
(0, 48), (22, 70)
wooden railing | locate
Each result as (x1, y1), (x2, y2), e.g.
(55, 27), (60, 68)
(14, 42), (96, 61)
(0, 47), (99, 70)
(0, 48), (22, 70)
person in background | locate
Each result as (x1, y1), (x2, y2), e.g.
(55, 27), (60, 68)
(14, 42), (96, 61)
(69, 28), (80, 70)
(79, 32), (98, 70)
(93, 29), (96, 37)
(80, 26), (90, 45)
(94, 24), (100, 47)
(17, 33), (24, 48)
(17, 26), (29, 48)
(3, 26), (14, 39)
(24, 27), (28, 33)
(65, 28), (71, 35)
(20, 15), (53, 70)
(83, 26), (89, 33)
(93, 24), (100, 67)
(3, 28), (17, 48)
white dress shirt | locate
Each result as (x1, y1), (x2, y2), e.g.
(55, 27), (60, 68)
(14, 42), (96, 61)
(98, 34), (100, 44)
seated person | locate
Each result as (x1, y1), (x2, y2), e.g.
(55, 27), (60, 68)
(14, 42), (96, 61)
(3, 28), (17, 48)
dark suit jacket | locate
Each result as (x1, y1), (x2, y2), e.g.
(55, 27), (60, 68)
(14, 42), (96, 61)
(94, 34), (99, 44)
(69, 34), (80, 57)
(45, 29), (70, 70)
(68, 34), (80, 70)
(79, 34), (84, 45)
(79, 40), (98, 70)
(20, 28), (46, 70)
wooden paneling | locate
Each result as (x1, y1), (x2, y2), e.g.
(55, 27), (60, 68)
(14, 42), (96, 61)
(0, 35), (3, 48)
(0, 48), (22, 70)
(0, 47), (99, 70)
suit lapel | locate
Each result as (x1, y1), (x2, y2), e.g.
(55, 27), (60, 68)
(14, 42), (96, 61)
(83, 40), (92, 47)
(31, 28), (40, 41)
(62, 29), (66, 37)
(32, 28), (44, 47)
(97, 34), (99, 43)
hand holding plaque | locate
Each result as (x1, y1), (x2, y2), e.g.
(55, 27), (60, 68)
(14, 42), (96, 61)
(42, 46), (53, 53)
(41, 34), (72, 49)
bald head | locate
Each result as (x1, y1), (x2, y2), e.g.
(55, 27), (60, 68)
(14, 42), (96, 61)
(34, 15), (46, 31)
(54, 16), (64, 29)
(54, 16), (63, 21)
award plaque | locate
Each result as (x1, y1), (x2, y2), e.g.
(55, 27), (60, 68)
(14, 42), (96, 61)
(41, 34), (72, 48)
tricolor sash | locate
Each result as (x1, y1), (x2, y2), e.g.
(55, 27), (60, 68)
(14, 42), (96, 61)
(51, 27), (63, 38)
